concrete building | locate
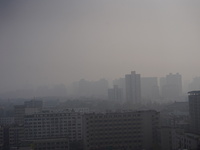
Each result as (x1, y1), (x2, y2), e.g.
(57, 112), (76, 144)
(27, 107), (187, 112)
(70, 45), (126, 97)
(125, 71), (141, 103)
(24, 109), (83, 142)
(24, 100), (43, 115)
(0, 127), (3, 150)
(188, 91), (200, 135)
(113, 78), (126, 100)
(24, 100), (43, 109)
(0, 117), (14, 125)
(14, 100), (43, 125)
(176, 132), (200, 150)
(160, 73), (182, 99)
(22, 138), (69, 150)
(14, 105), (25, 125)
(108, 85), (123, 102)
(160, 127), (184, 150)
(9, 125), (24, 149)
(83, 110), (160, 150)
(141, 77), (159, 101)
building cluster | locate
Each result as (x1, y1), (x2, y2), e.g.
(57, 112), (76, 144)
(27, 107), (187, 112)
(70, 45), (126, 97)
(0, 98), (162, 150)
(1, 71), (200, 150)
(108, 71), (183, 103)
(159, 91), (200, 150)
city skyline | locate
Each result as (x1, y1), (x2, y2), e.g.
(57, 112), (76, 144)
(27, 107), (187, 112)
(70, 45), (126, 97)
(1, 0), (200, 93)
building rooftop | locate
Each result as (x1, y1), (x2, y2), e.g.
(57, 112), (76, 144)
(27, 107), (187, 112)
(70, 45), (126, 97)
(188, 91), (200, 95)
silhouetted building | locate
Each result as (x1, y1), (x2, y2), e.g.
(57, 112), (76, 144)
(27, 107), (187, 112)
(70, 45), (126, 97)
(113, 78), (126, 101)
(0, 127), (3, 150)
(125, 71), (141, 103)
(141, 77), (159, 101)
(160, 127), (182, 150)
(108, 85), (123, 102)
(14, 105), (25, 125)
(83, 110), (160, 150)
(9, 125), (24, 149)
(188, 91), (200, 135)
(160, 73), (182, 99)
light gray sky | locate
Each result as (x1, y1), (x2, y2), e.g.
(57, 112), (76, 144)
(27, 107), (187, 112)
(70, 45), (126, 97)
(0, 0), (200, 92)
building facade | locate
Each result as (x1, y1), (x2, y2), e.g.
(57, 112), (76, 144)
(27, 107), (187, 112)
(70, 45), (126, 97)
(9, 125), (24, 148)
(24, 110), (83, 142)
(108, 85), (123, 102)
(188, 91), (200, 135)
(14, 105), (25, 125)
(83, 110), (160, 150)
(160, 73), (182, 99)
(125, 71), (141, 103)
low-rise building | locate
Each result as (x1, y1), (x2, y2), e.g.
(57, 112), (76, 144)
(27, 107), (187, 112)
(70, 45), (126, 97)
(176, 132), (200, 150)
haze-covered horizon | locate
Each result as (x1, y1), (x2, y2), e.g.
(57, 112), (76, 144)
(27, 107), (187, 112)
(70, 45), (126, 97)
(1, 0), (200, 93)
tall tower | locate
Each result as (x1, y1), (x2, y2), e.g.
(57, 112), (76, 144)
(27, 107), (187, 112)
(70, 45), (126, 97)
(125, 71), (141, 103)
(188, 91), (200, 134)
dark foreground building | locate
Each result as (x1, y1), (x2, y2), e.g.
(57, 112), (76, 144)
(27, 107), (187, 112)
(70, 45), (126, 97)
(83, 110), (160, 150)
(188, 91), (200, 135)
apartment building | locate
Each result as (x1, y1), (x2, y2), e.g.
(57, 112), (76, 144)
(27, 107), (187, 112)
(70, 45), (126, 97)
(24, 110), (83, 142)
(125, 71), (141, 103)
(23, 138), (69, 150)
(83, 110), (160, 150)
(9, 125), (24, 148)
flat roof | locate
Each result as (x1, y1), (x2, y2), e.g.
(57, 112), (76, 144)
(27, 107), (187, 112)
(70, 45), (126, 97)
(188, 91), (200, 95)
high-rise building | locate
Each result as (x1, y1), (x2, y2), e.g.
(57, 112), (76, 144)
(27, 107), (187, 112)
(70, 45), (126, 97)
(113, 78), (126, 100)
(160, 73), (182, 99)
(9, 125), (24, 148)
(0, 126), (4, 150)
(125, 71), (141, 103)
(14, 105), (25, 125)
(188, 91), (200, 134)
(108, 85), (123, 102)
(83, 110), (160, 150)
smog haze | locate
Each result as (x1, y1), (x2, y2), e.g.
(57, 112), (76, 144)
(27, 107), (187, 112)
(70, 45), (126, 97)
(1, 0), (200, 93)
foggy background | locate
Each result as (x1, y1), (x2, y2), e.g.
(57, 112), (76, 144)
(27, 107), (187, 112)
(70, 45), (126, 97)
(1, 0), (200, 94)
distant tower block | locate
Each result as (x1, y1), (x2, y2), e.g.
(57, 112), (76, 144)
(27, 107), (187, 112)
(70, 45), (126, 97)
(125, 71), (141, 103)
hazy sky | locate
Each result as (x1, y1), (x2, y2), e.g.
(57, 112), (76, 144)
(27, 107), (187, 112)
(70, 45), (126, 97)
(1, 0), (200, 92)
